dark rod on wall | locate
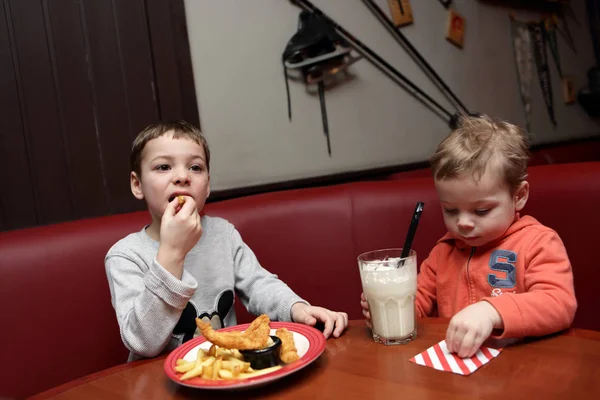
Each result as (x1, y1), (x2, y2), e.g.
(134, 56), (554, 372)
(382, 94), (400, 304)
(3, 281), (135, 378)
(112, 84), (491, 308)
(362, 0), (470, 115)
(290, 0), (454, 122)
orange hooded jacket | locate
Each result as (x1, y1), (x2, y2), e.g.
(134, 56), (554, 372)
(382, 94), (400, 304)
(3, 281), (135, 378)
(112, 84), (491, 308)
(416, 215), (577, 339)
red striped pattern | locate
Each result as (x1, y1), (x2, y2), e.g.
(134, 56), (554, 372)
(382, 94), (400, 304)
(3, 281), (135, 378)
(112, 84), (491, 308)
(409, 340), (502, 375)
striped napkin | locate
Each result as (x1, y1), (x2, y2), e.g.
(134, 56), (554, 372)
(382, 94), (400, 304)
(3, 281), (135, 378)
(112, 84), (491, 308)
(409, 340), (502, 375)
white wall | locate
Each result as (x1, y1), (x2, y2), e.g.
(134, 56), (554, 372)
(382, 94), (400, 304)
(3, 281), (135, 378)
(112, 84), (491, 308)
(184, 0), (599, 191)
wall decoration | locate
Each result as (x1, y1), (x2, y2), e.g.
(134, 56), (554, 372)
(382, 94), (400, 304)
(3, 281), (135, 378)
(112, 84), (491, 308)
(530, 21), (557, 125)
(510, 16), (534, 132)
(387, 0), (413, 27)
(282, 10), (360, 156)
(563, 77), (576, 104)
(288, 0), (459, 134)
(544, 18), (563, 77)
(446, 8), (465, 48)
(362, 0), (475, 127)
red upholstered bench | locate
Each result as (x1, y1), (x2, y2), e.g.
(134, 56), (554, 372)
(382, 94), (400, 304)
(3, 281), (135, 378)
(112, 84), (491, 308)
(1, 162), (599, 398)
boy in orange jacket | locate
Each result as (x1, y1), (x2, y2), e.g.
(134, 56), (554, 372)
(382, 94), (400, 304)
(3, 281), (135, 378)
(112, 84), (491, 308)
(361, 115), (577, 358)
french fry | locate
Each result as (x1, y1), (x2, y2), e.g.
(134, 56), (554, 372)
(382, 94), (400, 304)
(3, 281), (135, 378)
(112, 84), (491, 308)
(211, 357), (222, 380)
(222, 359), (251, 373)
(231, 349), (244, 360)
(179, 353), (214, 381)
(208, 344), (217, 357)
(201, 365), (213, 380)
(218, 369), (233, 379)
(175, 347), (205, 374)
(180, 365), (203, 381)
(174, 361), (195, 373)
(174, 316), (296, 382)
(238, 365), (282, 379)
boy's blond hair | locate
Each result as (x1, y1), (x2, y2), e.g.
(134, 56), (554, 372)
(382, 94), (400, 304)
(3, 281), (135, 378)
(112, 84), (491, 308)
(130, 120), (210, 178)
(430, 115), (530, 192)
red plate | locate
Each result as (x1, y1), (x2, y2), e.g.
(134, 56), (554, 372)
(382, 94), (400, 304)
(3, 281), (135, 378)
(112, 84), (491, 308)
(164, 322), (326, 390)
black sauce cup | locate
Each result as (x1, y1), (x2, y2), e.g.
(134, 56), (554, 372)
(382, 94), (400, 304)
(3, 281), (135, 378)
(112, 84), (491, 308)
(239, 336), (282, 370)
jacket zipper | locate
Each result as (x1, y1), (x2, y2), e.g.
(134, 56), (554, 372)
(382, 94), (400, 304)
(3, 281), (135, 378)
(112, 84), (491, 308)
(466, 247), (476, 303)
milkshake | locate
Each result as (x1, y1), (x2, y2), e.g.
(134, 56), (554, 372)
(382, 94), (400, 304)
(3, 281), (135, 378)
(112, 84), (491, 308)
(358, 249), (417, 345)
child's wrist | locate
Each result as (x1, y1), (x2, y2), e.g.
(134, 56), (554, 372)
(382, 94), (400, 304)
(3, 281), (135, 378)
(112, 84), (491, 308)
(156, 246), (186, 277)
(483, 301), (504, 329)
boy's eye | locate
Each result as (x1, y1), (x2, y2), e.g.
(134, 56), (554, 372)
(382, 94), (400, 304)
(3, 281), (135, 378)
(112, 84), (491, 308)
(475, 209), (490, 216)
(155, 164), (170, 171)
(190, 164), (203, 172)
(443, 209), (458, 215)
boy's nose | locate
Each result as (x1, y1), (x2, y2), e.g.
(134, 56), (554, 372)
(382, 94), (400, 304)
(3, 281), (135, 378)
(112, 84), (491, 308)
(173, 168), (190, 185)
(457, 215), (475, 231)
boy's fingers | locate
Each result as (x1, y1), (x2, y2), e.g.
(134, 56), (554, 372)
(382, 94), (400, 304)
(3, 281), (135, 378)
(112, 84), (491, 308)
(361, 292), (366, 302)
(333, 312), (348, 337)
(362, 309), (370, 320)
(457, 330), (476, 358)
(178, 196), (197, 216)
(467, 334), (485, 359)
(163, 197), (178, 217)
(446, 325), (457, 353)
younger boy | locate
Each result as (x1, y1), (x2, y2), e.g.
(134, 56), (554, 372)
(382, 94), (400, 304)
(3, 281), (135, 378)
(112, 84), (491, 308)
(361, 115), (577, 357)
(106, 121), (348, 360)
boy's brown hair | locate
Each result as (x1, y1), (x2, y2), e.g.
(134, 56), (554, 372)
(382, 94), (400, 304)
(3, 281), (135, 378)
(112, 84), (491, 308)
(430, 114), (530, 192)
(130, 120), (210, 178)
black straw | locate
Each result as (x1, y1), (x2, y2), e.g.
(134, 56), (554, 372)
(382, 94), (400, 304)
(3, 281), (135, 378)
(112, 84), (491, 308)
(400, 202), (424, 262)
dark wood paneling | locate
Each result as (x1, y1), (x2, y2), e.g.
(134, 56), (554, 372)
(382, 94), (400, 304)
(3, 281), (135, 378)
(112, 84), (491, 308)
(81, 0), (141, 214)
(113, 0), (159, 137)
(146, 0), (186, 122)
(45, 0), (110, 219)
(9, 0), (73, 225)
(0, 0), (38, 230)
(0, 0), (198, 231)
(168, 0), (200, 127)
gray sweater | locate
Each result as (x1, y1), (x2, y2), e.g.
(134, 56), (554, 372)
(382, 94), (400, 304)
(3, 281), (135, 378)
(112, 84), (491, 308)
(105, 215), (306, 360)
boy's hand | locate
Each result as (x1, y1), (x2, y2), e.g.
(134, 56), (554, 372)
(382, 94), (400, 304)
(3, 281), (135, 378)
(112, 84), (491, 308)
(291, 303), (348, 339)
(445, 301), (503, 358)
(157, 196), (202, 278)
(360, 292), (373, 329)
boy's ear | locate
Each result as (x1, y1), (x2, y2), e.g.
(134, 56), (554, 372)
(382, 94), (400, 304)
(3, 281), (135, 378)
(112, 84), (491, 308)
(130, 171), (144, 200)
(514, 181), (529, 211)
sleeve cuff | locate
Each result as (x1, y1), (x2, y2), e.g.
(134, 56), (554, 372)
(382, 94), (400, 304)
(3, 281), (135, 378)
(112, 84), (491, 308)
(483, 295), (524, 339)
(144, 258), (198, 309)
(279, 297), (310, 322)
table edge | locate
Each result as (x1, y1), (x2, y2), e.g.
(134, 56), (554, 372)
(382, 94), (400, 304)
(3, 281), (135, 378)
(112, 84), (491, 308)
(26, 318), (600, 399)
(27, 356), (165, 400)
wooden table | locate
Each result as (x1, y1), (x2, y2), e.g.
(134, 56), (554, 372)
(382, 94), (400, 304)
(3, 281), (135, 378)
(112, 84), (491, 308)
(30, 319), (600, 399)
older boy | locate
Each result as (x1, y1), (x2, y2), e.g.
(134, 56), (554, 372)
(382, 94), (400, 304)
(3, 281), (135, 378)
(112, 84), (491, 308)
(106, 121), (348, 360)
(361, 115), (576, 357)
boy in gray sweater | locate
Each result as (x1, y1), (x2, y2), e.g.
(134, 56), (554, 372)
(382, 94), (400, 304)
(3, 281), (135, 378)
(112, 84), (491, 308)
(105, 121), (348, 360)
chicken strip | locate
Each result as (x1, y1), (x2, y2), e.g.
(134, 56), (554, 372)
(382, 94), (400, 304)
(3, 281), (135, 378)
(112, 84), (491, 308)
(275, 328), (299, 363)
(195, 314), (271, 350)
